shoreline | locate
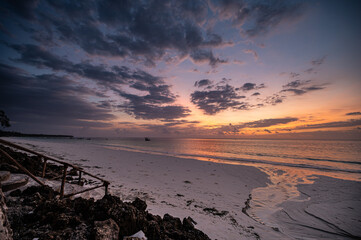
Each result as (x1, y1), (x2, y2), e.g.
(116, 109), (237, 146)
(3, 137), (278, 239)
(2, 137), (361, 239)
(270, 175), (361, 239)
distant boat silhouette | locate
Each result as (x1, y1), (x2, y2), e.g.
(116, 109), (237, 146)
(145, 137), (151, 141)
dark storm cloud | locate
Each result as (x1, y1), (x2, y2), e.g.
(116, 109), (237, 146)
(0, 63), (115, 127)
(114, 83), (190, 120)
(244, 1), (305, 37)
(1, 0), (306, 68)
(8, 43), (190, 121)
(190, 49), (228, 67)
(10, 43), (166, 87)
(10, 44), (72, 71)
(346, 112), (361, 116)
(38, 0), (228, 67)
(240, 82), (265, 91)
(295, 119), (361, 130)
(191, 84), (247, 115)
(118, 102), (190, 120)
(194, 79), (213, 88)
(1, 0), (39, 20)
(211, 0), (305, 37)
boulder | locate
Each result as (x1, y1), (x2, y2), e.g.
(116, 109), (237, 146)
(94, 218), (119, 240)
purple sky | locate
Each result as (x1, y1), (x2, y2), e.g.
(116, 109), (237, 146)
(0, 0), (360, 139)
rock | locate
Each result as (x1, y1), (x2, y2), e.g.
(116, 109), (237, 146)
(183, 217), (196, 230)
(203, 207), (228, 216)
(0, 189), (13, 240)
(22, 185), (57, 199)
(5, 186), (211, 240)
(94, 218), (120, 240)
(132, 197), (147, 211)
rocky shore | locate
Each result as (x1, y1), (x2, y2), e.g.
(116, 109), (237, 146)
(0, 145), (211, 240)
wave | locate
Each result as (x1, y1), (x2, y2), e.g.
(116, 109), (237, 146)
(249, 152), (361, 166)
(97, 143), (361, 174)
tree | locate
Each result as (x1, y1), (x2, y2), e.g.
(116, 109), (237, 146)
(0, 110), (10, 128)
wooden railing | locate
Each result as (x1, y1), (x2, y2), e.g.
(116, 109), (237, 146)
(0, 138), (109, 198)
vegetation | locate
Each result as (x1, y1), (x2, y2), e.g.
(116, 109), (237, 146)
(0, 110), (10, 128)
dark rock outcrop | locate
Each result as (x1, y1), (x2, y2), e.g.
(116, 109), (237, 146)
(0, 189), (13, 240)
(6, 186), (210, 240)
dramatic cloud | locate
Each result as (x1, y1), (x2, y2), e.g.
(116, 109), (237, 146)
(281, 78), (327, 96)
(190, 49), (228, 67)
(191, 83), (247, 115)
(7, 43), (190, 121)
(1, 0), (234, 68)
(217, 117), (298, 135)
(346, 112), (361, 116)
(0, 63), (115, 128)
(194, 79), (213, 88)
(210, 0), (305, 37)
(295, 119), (361, 130)
(243, 117), (298, 128)
(114, 84), (190, 120)
(282, 80), (310, 88)
(240, 83), (265, 91)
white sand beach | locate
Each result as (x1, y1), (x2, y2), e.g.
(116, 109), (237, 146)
(4, 137), (361, 240)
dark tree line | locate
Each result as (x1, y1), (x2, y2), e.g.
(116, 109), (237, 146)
(0, 110), (10, 128)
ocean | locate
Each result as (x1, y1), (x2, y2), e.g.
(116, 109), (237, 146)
(91, 138), (361, 180)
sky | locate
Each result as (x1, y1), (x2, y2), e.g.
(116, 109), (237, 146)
(0, 0), (360, 139)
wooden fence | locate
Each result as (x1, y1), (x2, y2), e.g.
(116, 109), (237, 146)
(0, 138), (109, 198)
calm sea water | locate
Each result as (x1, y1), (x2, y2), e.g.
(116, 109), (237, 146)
(92, 138), (361, 178)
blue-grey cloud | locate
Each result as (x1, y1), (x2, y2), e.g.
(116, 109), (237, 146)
(191, 83), (247, 115)
(6, 44), (190, 121)
(295, 119), (361, 130)
(0, 63), (115, 129)
(240, 82), (265, 91)
(194, 79), (213, 88)
(311, 56), (326, 66)
(211, 0), (305, 37)
(190, 49), (228, 67)
(1, 0), (229, 67)
(244, 117), (298, 128)
(346, 112), (361, 116)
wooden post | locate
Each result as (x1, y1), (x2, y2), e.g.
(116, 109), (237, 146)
(60, 165), (68, 198)
(104, 181), (109, 196)
(78, 171), (82, 185)
(0, 148), (45, 186)
(42, 158), (47, 178)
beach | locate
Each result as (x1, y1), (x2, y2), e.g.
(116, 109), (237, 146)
(3, 137), (361, 239)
